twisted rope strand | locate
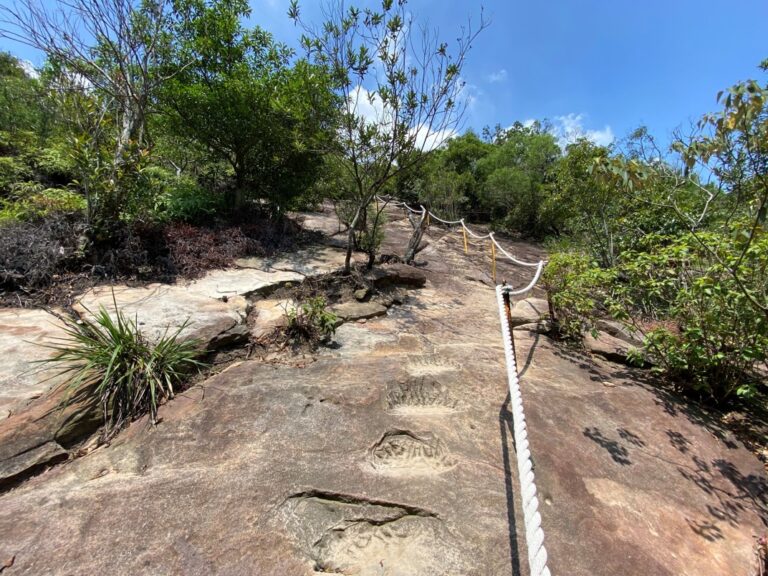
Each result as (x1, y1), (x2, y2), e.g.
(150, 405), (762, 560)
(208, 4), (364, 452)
(496, 285), (551, 576)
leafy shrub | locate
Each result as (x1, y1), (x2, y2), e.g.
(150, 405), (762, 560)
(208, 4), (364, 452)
(0, 130), (36, 157)
(285, 296), (338, 344)
(542, 251), (618, 340)
(0, 186), (86, 223)
(29, 188), (87, 214)
(616, 232), (768, 401)
(44, 299), (203, 439)
(357, 210), (387, 255)
(546, 230), (768, 403)
(154, 174), (225, 223)
(32, 144), (77, 184)
(0, 156), (32, 194)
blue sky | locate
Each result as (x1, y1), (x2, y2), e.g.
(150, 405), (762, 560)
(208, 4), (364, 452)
(3, 0), (766, 149)
(254, 0), (768, 148)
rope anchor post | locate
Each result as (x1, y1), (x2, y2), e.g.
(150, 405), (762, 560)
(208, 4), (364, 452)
(461, 220), (468, 254)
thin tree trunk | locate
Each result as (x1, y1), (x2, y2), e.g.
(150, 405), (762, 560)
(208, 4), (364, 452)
(344, 205), (363, 273)
(404, 209), (427, 264)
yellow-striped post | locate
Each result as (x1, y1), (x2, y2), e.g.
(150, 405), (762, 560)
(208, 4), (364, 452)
(462, 225), (468, 254)
(426, 211), (430, 227)
(491, 240), (497, 283)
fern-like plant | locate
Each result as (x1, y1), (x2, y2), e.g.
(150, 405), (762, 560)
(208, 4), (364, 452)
(43, 297), (203, 439)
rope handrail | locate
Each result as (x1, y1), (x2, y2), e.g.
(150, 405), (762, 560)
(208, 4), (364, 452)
(378, 194), (551, 573)
(503, 261), (545, 295)
(489, 233), (542, 268)
(428, 211), (463, 225)
(496, 285), (552, 576)
(375, 194), (546, 279)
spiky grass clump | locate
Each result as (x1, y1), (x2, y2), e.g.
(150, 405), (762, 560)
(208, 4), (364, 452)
(45, 299), (203, 439)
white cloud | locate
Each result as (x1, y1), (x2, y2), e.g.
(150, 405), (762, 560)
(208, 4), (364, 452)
(346, 85), (455, 152)
(348, 85), (387, 125)
(411, 126), (457, 152)
(18, 60), (39, 79)
(550, 113), (614, 148)
(487, 68), (507, 83)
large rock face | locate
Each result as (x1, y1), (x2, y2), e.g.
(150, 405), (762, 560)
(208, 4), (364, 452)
(0, 239), (521, 576)
(73, 283), (246, 350)
(0, 309), (70, 418)
(513, 329), (766, 576)
(0, 208), (764, 576)
(236, 245), (352, 277)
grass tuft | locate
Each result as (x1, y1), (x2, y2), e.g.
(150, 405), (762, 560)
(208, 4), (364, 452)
(43, 294), (204, 439)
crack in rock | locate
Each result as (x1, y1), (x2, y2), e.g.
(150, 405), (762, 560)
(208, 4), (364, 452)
(279, 490), (465, 575)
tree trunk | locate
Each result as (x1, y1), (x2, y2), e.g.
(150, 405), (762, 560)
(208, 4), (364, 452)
(366, 204), (385, 269)
(344, 205), (364, 273)
(404, 209), (427, 264)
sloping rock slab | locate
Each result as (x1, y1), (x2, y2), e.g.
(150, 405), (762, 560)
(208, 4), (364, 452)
(0, 257), (513, 576)
(182, 268), (302, 300)
(513, 328), (766, 576)
(596, 318), (642, 345)
(330, 301), (387, 322)
(0, 308), (71, 418)
(250, 299), (293, 339)
(513, 319), (551, 334)
(237, 246), (352, 277)
(0, 441), (67, 489)
(74, 284), (246, 350)
(585, 332), (639, 364)
(0, 382), (101, 489)
(509, 297), (549, 327)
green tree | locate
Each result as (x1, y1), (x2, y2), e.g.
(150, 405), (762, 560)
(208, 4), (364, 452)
(1, 0), (192, 228)
(476, 122), (560, 237)
(0, 52), (43, 137)
(290, 0), (487, 269)
(163, 0), (336, 211)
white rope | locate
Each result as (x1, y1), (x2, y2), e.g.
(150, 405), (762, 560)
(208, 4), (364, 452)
(495, 285), (552, 576)
(503, 261), (545, 296)
(462, 221), (493, 239)
(405, 203), (422, 214)
(427, 210), (463, 225)
(374, 195), (547, 276)
(490, 233), (543, 268)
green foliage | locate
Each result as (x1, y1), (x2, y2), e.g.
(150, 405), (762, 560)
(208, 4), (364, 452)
(617, 232), (768, 401)
(33, 142), (77, 184)
(285, 296), (338, 344)
(0, 155), (33, 195)
(0, 53), (43, 135)
(476, 123), (560, 236)
(0, 186), (86, 222)
(144, 166), (224, 223)
(357, 209), (387, 256)
(542, 251), (617, 340)
(407, 131), (490, 218)
(163, 2), (336, 211)
(43, 300), (203, 439)
(547, 228), (768, 402)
